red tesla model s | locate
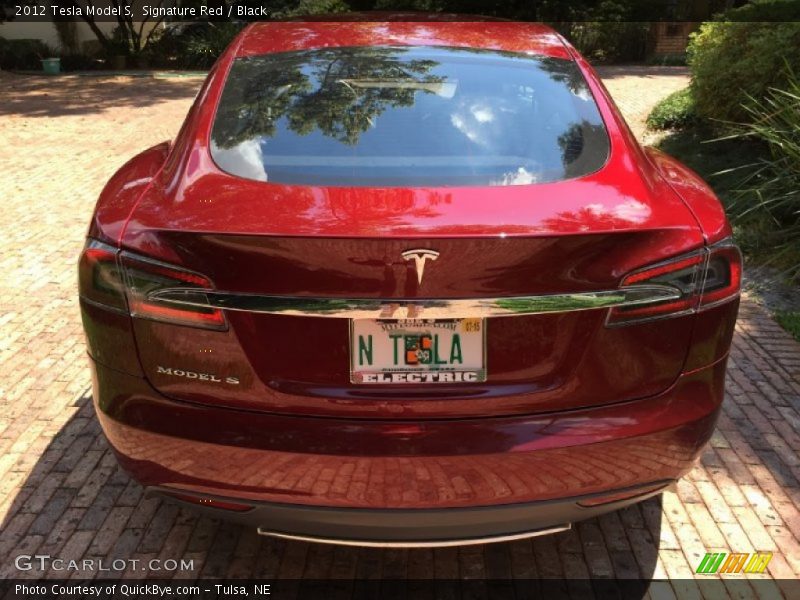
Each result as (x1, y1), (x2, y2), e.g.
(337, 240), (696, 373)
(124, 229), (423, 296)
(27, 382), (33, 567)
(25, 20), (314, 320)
(79, 18), (740, 546)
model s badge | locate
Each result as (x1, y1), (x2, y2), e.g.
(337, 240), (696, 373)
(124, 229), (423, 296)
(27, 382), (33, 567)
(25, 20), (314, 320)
(156, 366), (239, 385)
(402, 249), (439, 284)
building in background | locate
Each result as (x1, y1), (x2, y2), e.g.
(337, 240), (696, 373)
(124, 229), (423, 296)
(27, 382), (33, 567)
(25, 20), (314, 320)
(649, 21), (699, 57)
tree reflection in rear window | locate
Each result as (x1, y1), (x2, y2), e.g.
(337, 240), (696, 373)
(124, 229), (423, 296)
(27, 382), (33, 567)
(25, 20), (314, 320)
(210, 46), (610, 187)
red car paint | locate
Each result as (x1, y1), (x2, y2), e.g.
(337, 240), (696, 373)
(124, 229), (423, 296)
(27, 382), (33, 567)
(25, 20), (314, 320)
(81, 18), (740, 544)
(92, 357), (726, 508)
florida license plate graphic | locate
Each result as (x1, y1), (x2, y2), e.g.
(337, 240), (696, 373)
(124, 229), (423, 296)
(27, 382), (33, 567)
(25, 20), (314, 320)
(350, 318), (486, 384)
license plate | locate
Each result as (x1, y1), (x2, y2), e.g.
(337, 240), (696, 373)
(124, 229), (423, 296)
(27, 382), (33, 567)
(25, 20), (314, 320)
(350, 318), (486, 384)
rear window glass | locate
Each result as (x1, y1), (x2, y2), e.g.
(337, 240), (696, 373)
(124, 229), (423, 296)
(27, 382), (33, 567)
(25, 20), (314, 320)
(210, 46), (609, 187)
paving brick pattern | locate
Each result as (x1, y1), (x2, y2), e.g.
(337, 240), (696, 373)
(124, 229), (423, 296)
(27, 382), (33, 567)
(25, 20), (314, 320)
(1, 67), (799, 594)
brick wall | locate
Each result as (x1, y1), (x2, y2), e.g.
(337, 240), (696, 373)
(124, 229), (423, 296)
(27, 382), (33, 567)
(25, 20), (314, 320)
(651, 22), (699, 56)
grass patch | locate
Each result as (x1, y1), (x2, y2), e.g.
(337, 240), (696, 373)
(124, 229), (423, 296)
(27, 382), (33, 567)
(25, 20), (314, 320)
(775, 311), (800, 342)
(646, 52), (687, 67)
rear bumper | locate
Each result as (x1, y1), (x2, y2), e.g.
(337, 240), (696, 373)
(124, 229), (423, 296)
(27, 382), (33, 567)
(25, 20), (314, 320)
(148, 482), (671, 547)
(91, 356), (727, 540)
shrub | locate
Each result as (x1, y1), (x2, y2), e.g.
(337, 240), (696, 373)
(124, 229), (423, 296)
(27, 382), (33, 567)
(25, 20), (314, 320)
(565, 20), (650, 63)
(728, 72), (800, 277)
(646, 87), (697, 130)
(688, 1), (800, 123)
(554, 0), (653, 64)
(0, 37), (56, 70)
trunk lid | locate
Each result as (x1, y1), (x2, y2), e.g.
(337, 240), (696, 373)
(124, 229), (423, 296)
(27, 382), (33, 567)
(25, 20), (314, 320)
(121, 162), (703, 419)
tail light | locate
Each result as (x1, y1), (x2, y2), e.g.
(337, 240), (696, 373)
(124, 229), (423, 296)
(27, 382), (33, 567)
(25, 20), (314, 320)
(78, 239), (226, 330)
(78, 240), (127, 311)
(698, 242), (743, 309)
(607, 239), (741, 327)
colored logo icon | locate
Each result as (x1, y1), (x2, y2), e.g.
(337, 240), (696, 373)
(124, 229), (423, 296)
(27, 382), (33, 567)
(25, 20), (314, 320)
(696, 552), (772, 575)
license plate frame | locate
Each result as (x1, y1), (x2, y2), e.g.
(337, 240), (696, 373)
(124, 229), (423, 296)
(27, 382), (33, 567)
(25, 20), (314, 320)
(349, 318), (487, 384)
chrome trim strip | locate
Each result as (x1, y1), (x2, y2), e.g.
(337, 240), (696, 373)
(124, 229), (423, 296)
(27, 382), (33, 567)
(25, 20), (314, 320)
(256, 523), (572, 548)
(148, 285), (682, 319)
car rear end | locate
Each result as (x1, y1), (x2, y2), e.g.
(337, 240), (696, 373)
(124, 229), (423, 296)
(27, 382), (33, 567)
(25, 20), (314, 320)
(79, 21), (740, 545)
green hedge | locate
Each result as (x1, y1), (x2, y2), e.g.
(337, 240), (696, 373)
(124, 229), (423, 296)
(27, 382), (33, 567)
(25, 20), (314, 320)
(688, 0), (800, 123)
(646, 87), (697, 130)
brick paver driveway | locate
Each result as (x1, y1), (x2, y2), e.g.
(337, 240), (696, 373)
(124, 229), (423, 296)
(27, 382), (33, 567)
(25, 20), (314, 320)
(2, 66), (800, 596)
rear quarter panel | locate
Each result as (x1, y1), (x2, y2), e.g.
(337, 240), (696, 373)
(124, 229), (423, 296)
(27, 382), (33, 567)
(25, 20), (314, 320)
(89, 142), (170, 244)
(644, 147), (733, 244)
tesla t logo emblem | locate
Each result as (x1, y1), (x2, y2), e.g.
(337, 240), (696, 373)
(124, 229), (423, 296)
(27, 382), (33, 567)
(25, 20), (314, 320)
(401, 249), (439, 285)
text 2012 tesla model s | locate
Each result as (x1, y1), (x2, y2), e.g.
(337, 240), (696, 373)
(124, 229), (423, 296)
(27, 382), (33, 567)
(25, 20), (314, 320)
(79, 19), (741, 546)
